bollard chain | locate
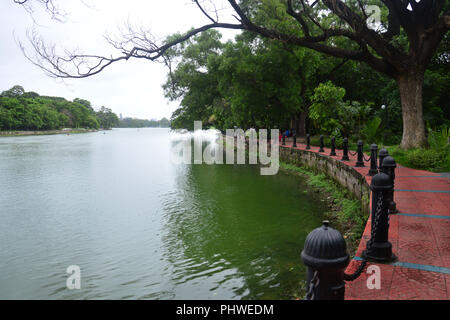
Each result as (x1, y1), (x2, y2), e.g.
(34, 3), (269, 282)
(343, 193), (383, 282)
(305, 270), (320, 300)
(366, 193), (383, 251)
(344, 259), (367, 281)
(349, 150), (357, 156)
(363, 155), (371, 162)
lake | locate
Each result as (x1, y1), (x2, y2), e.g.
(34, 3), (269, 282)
(0, 128), (325, 299)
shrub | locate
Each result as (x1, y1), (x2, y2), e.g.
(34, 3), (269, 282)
(405, 148), (446, 170)
(428, 125), (450, 152)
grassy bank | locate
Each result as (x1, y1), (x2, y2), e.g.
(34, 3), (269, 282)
(280, 162), (367, 257)
(0, 128), (98, 137)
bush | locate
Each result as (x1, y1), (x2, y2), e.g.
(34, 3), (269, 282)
(428, 125), (450, 152)
(405, 148), (446, 170)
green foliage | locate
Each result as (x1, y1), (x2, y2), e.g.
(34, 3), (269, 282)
(309, 82), (373, 137)
(428, 125), (450, 152)
(361, 116), (381, 143)
(0, 85), (118, 131)
(117, 117), (170, 128)
(96, 106), (118, 129)
(405, 149), (447, 171)
(309, 81), (346, 134)
(387, 138), (450, 172)
(161, 11), (448, 142)
(279, 162), (366, 255)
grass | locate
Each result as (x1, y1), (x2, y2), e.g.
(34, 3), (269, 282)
(280, 162), (368, 257)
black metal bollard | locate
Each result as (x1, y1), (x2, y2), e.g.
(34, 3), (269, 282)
(381, 156), (398, 214)
(355, 140), (365, 167)
(378, 148), (389, 169)
(319, 135), (325, 152)
(306, 133), (311, 150)
(341, 138), (349, 161)
(362, 172), (396, 262)
(330, 136), (337, 156)
(282, 133), (286, 146)
(292, 129), (297, 148)
(301, 221), (350, 300)
(368, 144), (379, 176)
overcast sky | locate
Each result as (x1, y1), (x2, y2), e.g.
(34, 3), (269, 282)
(0, 0), (239, 120)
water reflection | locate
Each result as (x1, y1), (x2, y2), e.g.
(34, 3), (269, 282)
(161, 134), (325, 299)
(0, 129), (325, 300)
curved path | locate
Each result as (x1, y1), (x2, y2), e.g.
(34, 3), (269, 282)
(281, 138), (450, 300)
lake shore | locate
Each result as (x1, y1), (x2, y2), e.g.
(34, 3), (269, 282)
(0, 128), (98, 137)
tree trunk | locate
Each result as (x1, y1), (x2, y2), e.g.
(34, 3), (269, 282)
(298, 109), (308, 137)
(396, 70), (427, 149)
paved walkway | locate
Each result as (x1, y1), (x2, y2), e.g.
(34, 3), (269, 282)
(281, 139), (450, 300)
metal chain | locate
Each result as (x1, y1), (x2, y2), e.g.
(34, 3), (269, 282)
(348, 150), (357, 156)
(366, 193), (383, 251)
(344, 259), (367, 281)
(305, 270), (320, 300)
(363, 155), (371, 162)
(343, 193), (383, 282)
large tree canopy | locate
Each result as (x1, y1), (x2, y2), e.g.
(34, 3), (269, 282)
(17, 0), (450, 149)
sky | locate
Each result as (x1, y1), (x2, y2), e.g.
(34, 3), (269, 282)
(0, 0), (239, 120)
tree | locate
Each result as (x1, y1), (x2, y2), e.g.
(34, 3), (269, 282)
(0, 85), (104, 130)
(96, 106), (118, 129)
(18, 0), (449, 149)
(1, 85), (26, 97)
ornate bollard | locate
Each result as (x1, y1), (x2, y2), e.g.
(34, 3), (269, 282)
(362, 172), (396, 262)
(378, 148), (389, 169)
(319, 135), (325, 152)
(355, 140), (365, 167)
(282, 133), (286, 146)
(292, 129), (297, 148)
(381, 156), (398, 214)
(341, 138), (349, 161)
(368, 144), (379, 176)
(301, 221), (350, 300)
(306, 133), (311, 150)
(330, 136), (337, 156)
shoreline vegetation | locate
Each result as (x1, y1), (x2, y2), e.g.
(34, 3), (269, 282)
(0, 85), (118, 132)
(0, 85), (171, 136)
(279, 162), (366, 258)
(0, 128), (99, 137)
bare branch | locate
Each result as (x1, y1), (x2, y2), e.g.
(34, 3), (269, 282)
(14, 0), (67, 21)
(193, 0), (217, 24)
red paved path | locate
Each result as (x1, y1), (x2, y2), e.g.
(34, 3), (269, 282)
(281, 139), (450, 300)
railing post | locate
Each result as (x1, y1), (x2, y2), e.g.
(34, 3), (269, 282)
(355, 140), (365, 167)
(301, 221), (349, 300)
(330, 136), (336, 156)
(362, 172), (396, 262)
(306, 133), (311, 150)
(378, 148), (389, 169)
(319, 135), (325, 152)
(341, 138), (349, 161)
(282, 133), (286, 146)
(381, 156), (398, 214)
(368, 144), (378, 176)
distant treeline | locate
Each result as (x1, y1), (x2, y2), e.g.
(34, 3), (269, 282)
(117, 117), (170, 128)
(0, 85), (119, 131)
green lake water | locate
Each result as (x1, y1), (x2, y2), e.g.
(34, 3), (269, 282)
(0, 128), (325, 299)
